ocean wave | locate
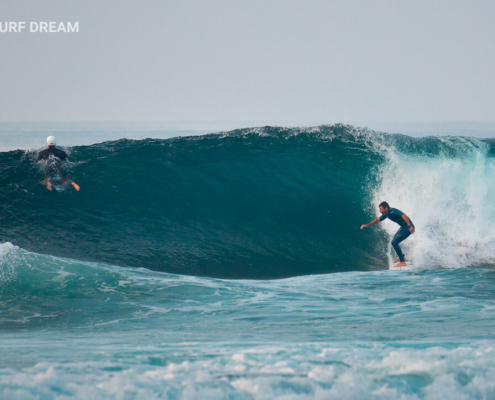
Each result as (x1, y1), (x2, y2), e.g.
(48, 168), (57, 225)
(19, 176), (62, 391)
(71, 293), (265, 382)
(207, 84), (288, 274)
(1, 124), (495, 277)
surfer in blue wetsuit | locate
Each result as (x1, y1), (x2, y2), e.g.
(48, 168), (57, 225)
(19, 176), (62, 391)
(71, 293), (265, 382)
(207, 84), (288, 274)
(361, 201), (415, 268)
(37, 136), (80, 191)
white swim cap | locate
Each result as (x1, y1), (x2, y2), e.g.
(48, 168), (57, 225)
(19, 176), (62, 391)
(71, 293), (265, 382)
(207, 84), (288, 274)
(47, 136), (56, 146)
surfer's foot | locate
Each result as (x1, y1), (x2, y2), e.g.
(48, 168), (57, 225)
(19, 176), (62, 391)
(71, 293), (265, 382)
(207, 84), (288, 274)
(72, 182), (80, 191)
(394, 257), (407, 263)
(42, 178), (52, 191)
(393, 261), (407, 268)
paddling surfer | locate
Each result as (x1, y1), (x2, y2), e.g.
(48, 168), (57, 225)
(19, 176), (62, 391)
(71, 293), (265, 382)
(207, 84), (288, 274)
(361, 202), (415, 268)
(37, 136), (80, 191)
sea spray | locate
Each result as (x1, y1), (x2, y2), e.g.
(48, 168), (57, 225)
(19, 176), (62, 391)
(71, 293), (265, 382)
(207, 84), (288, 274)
(373, 136), (495, 269)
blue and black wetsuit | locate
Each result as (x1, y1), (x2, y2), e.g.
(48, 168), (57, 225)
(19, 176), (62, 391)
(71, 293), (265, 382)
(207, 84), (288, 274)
(379, 208), (414, 262)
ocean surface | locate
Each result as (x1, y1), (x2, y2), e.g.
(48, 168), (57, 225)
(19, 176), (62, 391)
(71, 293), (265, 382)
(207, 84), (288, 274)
(1, 122), (495, 399)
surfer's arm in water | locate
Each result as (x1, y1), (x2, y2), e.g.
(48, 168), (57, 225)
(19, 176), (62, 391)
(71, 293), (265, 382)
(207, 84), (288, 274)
(361, 218), (381, 229)
(66, 179), (80, 191)
(42, 178), (52, 191)
(402, 214), (415, 234)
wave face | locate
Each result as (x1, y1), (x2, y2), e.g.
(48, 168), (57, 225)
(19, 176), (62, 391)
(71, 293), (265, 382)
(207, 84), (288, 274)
(1, 124), (495, 277)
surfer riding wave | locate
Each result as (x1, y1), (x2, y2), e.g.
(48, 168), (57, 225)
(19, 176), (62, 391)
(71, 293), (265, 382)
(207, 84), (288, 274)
(361, 201), (415, 268)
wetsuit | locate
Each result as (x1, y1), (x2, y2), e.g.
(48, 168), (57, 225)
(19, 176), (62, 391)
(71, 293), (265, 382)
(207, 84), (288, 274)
(379, 208), (414, 262)
(37, 147), (68, 181)
(37, 147), (67, 162)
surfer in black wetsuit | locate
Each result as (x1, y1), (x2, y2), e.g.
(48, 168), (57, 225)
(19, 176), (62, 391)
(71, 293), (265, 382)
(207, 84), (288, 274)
(37, 136), (80, 191)
(361, 201), (415, 268)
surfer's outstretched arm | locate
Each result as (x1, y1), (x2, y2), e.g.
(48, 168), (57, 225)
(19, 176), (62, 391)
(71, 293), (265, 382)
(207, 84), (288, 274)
(66, 179), (80, 191)
(361, 218), (381, 230)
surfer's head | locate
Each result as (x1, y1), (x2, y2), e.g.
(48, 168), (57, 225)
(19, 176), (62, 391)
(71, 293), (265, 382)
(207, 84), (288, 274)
(46, 136), (57, 147)
(379, 201), (390, 215)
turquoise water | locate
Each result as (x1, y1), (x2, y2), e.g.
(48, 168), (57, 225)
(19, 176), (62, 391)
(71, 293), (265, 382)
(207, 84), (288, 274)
(1, 123), (495, 399)
(2, 244), (495, 399)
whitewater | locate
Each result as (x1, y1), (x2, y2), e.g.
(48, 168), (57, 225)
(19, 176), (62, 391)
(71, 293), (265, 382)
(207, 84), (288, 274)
(1, 123), (495, 399)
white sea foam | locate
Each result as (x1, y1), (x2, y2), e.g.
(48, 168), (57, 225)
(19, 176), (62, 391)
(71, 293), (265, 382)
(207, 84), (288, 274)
(373, 138), (495, 269)
(0, 242), (19, 283)
(1, 342), (495, 399)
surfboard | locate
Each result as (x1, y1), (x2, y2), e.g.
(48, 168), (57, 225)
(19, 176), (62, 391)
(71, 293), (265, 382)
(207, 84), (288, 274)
(47, 174), (70, 191)
(390, 261), (413, 271)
